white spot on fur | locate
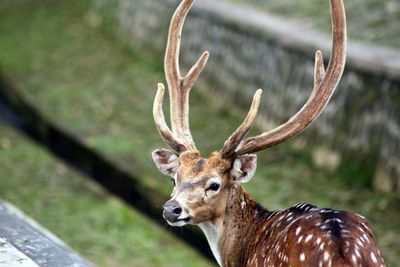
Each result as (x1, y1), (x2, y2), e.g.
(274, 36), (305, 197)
(352, 254), (357, 263)
(300, 253), (305, 262)
(355, 248), (361, 258)
(297, 236), (303, 243)
(356, 213), (366, 220)
(241, 200), (246, 210)
(371, 252), (377, 263)
(324, 251), (330, 262)
(296, 226), (302, 236)
(363, 233), (370, 243)
(320, 224), (329, 230)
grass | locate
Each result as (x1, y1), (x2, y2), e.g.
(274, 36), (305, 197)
(227, 0), (400, 49)
(0, 0), (399, 266)
(0, 124), (212, 267)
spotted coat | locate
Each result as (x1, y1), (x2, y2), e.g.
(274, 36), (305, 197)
(219, 186), (386, 267)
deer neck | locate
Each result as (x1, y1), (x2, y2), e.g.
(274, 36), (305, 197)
(198, 184), (270, 267)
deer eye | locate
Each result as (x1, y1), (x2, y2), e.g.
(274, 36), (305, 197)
(208, 183), (220, 191)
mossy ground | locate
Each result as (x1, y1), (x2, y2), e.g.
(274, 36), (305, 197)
(0, 0), (399, 266)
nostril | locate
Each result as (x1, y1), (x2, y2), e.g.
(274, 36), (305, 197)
(173, 207), (182, 214)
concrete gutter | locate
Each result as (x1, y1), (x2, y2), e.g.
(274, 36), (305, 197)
(0, 202), (92, 267)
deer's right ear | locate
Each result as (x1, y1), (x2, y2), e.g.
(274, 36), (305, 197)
(230, 154), (257, 184)
(152, 149), (179, 177)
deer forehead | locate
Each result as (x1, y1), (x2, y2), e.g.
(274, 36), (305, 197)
(177, 151), (231, 183)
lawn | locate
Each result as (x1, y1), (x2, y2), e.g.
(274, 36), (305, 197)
(0, 0), (399, 266)
(0, 124), (212, 267)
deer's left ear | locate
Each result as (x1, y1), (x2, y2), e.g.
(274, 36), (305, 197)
(230, 154), (257, 183)
(152, 149), (179, 177)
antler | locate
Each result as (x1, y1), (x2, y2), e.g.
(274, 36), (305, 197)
(221, 0), (346, 158)
(153, 0), (209, 153)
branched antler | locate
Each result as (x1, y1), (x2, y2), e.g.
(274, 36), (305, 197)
(153, 0), (209, 153)
(154, 0), (346, 159)
(221, 0), (346, 158)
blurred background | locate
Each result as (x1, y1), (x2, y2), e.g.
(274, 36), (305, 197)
(0, 0), (399, 266)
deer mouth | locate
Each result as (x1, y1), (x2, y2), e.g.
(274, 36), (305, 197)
(178, 216), (193, 223)
(165, 216), (193, 226)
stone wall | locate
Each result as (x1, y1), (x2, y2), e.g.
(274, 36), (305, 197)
(87, 0), (400, 194)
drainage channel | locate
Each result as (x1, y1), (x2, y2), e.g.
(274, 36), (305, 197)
(0, 70), (214, 262)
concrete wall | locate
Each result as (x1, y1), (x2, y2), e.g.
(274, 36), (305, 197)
(87, 0), (400, 194)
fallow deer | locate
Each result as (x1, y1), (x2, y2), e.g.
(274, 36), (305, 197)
(151, 0), (386, 266)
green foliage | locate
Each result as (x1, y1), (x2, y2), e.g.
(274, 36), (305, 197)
(336, 149), (379, 188)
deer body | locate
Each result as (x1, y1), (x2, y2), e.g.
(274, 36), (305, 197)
(150, 0), (386, 266)
(217, 186), (384, 267)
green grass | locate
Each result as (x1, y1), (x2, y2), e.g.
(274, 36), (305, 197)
(0, 0), (399, 266)
(0, 124), (213, 267)
(227, 0), (400, 49)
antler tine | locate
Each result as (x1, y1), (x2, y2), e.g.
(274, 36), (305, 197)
(184, 51), (209, 92)
(314, 50), (326, 90)
(154, 0), (209, 153)
(228, 0), (346, 156)
(301, 51), (326, 108)
(153, 83), (187, 153)
(221, 89), (262, 159)
(165, 0), (209, 140)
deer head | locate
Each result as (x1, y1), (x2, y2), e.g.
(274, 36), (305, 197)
(152, 0), (346, 233)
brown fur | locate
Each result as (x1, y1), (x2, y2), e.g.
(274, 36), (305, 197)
(177, 151), (231, 180)
(218, 184), (386, 267)
(168, 151), (232, 225)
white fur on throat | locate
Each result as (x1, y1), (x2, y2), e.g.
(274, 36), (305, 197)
(198, 221), (222, 266)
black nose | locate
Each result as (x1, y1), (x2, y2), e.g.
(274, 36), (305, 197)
(163, 200), (182, 222)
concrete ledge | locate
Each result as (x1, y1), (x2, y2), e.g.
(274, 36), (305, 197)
(195, 0), (400, 81)
(0, 202), (91, 267)
(0, 237), (39, 267)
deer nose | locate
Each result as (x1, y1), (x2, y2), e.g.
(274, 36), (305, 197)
(163, 200), (182, 222)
